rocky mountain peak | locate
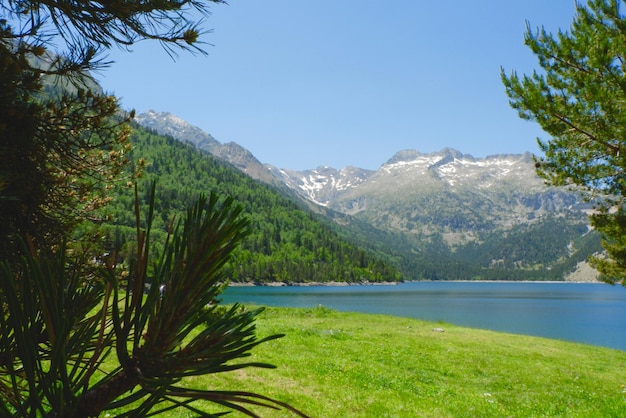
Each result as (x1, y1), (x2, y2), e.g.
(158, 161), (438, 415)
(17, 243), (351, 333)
(135, 110), (221, 152)
(384, 148), (466, 167)
(134, 110), (280, 184)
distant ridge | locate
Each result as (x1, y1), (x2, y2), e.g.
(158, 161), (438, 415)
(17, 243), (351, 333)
(135, 110), (277, 183)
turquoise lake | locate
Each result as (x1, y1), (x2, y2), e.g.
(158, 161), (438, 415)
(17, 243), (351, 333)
(222, 281), (626, 351)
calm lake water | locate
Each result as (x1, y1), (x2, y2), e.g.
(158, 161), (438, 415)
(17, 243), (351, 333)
(222, 281), (626, 351)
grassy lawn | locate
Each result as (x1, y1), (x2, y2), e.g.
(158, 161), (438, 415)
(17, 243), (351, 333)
(112, 306), (626, 417)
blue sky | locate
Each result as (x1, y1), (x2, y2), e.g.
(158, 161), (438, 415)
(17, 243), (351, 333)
(100, 1), (578, 170)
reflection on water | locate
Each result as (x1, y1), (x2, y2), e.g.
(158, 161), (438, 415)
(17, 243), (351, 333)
(222, 282), (626, 351)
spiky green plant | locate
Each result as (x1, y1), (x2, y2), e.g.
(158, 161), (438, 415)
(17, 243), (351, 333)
(0, 184), (308, 417)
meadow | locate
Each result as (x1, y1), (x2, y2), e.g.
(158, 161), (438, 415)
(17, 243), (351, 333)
(124, 305), (626, 417)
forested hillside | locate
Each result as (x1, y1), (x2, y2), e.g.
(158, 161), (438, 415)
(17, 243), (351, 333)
(328, 212), (600, 281)
(101, 125), (403, 284)
(402, 218), (601, 281)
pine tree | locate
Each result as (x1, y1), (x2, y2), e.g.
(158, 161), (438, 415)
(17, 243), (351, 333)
(0, 1), (308, 415)
(502, 0), (626, 285)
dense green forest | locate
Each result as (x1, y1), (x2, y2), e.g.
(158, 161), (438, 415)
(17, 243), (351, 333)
(99, 125), (403, 284)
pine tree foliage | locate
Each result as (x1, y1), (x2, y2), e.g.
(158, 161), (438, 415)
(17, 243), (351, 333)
(0, 186), (308, 416)
(1, 0), (308, 415)
(0, 0), (227, 260)
(502, 0), (626, 285)
(1, 0), (225, 76)
(0, 37), (131, 261)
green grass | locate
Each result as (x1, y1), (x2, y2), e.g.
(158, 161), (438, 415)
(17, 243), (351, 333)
(113, 306), (626, 417)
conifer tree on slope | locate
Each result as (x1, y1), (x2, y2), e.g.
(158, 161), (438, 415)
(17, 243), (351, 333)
(503, 0), (626, 285)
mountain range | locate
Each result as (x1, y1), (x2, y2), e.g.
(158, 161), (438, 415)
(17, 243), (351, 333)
(134, 110), (601, 281)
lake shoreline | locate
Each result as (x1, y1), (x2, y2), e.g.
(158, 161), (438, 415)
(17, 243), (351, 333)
(227, 281), (400, 287)
(227, 279), (602, 287)
(222, 281), (625, 350)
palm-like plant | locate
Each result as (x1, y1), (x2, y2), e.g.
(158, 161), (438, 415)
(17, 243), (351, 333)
(0, 184), (308, 417)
